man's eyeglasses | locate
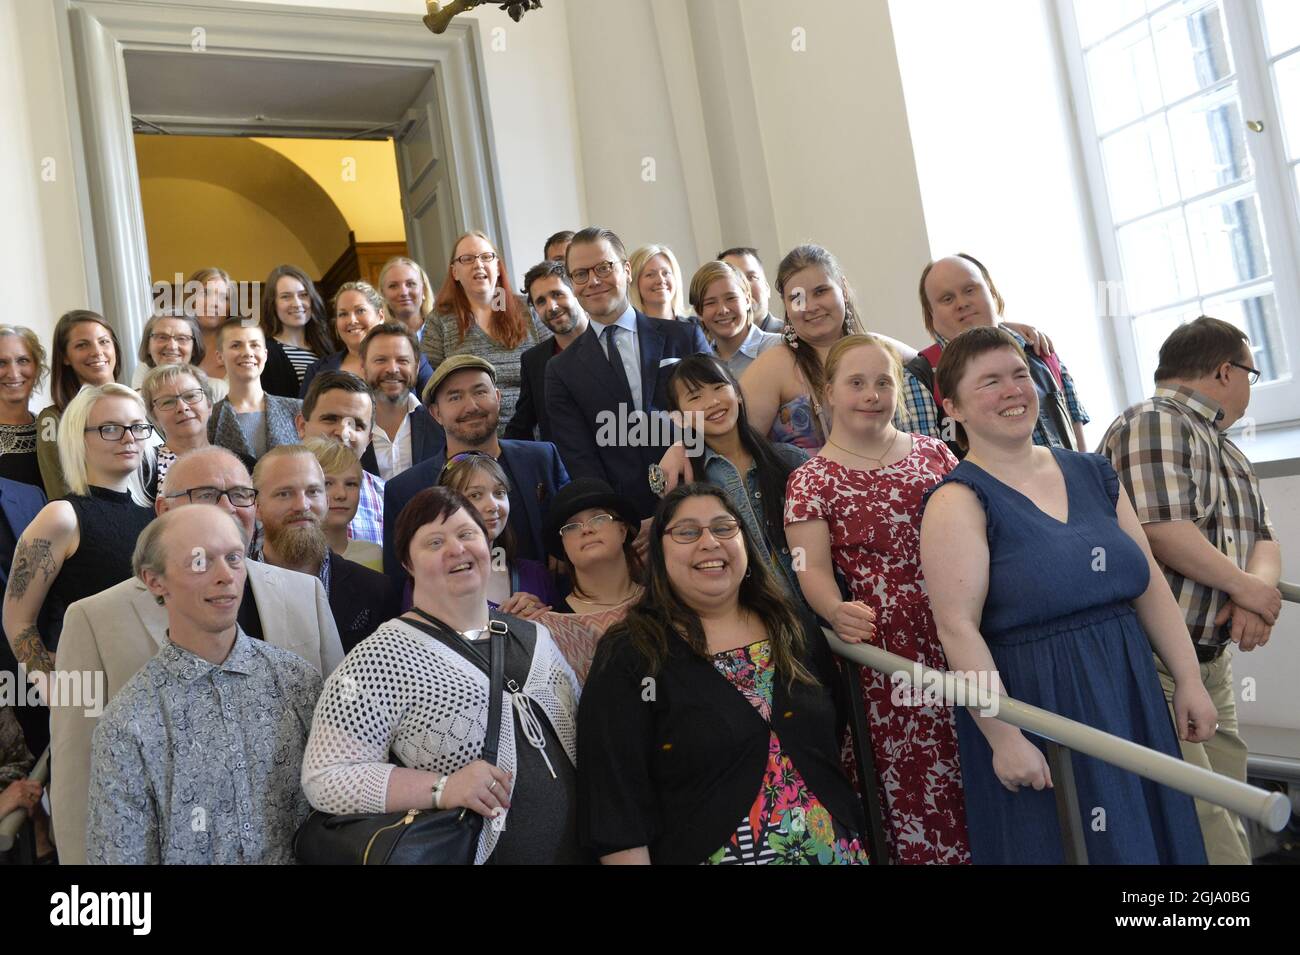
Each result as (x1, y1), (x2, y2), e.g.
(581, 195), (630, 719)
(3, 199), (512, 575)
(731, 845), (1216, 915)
(84, 423), (155, 442)
(568, 261), (620, 285)
(149, 333), (194, 347)
(559, 513), (618, 537)
(453, 251), (498, 267)
(663, 518), (741, 544)
(1228, 361), (1261, 385)
(164, 486), (258, 508)
(152, 389), (208, 412)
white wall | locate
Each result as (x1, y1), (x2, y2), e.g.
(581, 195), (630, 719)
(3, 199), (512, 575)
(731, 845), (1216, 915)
(890, 0), (1122, 447)
(2, 0), (91, 407)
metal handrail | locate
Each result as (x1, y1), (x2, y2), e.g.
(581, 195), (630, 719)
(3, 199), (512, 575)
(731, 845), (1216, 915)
(0, 746), (49, 853)
(825, 629), (1291, 833)
(1279, 580), (1299, 603)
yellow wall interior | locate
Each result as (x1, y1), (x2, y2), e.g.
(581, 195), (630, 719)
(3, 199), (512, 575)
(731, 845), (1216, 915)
(136, 134), (405, 287)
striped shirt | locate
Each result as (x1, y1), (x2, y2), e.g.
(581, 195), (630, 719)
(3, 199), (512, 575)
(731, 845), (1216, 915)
(899, 328), (1089, 444)
(279, 342), (319, 388)
(1099, 385), (1276, 650)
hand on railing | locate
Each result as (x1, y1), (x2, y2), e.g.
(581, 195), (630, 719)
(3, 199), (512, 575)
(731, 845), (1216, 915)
(992, 734), (1053, 793)
(0, 747), (49, 854)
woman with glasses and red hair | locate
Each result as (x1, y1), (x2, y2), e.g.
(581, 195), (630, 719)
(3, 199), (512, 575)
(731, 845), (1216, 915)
(419, 232), (548, 434)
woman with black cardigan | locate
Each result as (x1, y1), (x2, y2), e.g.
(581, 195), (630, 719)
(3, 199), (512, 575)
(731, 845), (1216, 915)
(577, 483), (868, 865)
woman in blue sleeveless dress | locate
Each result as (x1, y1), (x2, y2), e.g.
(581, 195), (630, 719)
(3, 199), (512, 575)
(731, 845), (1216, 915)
(920, 327), (1213, 864)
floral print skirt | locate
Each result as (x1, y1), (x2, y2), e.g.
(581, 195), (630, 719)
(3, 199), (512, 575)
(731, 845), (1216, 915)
(706, 640), (869, 865)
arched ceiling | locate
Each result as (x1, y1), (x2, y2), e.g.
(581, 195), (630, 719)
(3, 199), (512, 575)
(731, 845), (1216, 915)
(134, 135), (352, 273)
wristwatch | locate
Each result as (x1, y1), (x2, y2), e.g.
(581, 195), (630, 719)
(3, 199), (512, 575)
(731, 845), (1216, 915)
(432, 774), (448, 810)
(648, 463), (667, 496)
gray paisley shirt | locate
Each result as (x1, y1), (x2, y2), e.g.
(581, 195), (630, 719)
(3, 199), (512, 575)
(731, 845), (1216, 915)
(86, 629), (322, 864)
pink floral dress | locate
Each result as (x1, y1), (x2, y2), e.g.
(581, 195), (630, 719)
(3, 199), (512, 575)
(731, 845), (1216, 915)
(707, 640), (870, 865)
(784, 434), (971, 864)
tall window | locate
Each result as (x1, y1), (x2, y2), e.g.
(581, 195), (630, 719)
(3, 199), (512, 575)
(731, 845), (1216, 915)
(1062, 0), (1300, 426)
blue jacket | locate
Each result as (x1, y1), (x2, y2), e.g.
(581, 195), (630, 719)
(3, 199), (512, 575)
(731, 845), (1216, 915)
(299, 350), (434, 400)
(544, 311), (710, 519)
(383, 439), (569, 584)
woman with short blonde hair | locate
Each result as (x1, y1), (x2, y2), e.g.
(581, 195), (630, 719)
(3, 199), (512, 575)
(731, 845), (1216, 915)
(141, 363), (214, 494)
(628, 244), (686, 321)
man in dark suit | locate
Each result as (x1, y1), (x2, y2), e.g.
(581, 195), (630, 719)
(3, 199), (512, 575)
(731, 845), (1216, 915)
(252, 445), (397, 653)
(384, 355), (569, 584)
(506, 259), (590, 443)
(546, 226), (711, 519)
(360, 323), (445, 479)
(0, 478), (48, 755)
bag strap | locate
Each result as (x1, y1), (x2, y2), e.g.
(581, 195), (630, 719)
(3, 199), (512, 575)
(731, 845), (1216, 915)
(405, 608), (508, 768)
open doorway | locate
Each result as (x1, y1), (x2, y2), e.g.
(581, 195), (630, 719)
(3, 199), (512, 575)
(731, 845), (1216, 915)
(134, 132), (410, 318)
(59, 0), (509, 380)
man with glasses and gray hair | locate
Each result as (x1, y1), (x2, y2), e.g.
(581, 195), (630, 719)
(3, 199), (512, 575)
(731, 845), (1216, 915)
(1100, 315), (1283, 865)
(49, 446), (342, 864)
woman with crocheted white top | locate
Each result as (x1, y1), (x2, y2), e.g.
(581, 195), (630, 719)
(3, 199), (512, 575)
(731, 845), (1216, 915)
(301, 486), (587, 864)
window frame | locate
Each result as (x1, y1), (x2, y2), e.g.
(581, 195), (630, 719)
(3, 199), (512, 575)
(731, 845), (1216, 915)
(1057, 0), (1300, 429)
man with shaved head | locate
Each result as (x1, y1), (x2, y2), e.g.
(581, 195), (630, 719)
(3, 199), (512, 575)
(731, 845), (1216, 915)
(50, 446), (343, 864)
(85, 505), (321, 863)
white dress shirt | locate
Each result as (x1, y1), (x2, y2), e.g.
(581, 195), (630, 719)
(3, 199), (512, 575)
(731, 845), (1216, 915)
(599, 303), (643, 413)
(369, 391), (422, 480)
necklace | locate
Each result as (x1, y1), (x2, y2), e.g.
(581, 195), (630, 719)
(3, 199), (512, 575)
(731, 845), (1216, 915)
(568, 584), (643, 609)
(825, 427), (901, 466)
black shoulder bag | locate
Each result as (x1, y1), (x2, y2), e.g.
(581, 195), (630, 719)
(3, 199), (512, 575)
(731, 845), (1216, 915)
(293, 615), (507, 865)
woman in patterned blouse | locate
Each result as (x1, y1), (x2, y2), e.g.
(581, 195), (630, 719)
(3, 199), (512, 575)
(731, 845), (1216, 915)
(578, 483), (868, 865)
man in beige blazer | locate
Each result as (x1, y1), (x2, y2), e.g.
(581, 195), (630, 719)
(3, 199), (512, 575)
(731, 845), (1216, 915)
(50, 447), (345, 864)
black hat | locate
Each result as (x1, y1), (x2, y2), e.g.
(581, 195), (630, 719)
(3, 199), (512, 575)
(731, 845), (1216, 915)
(545, 478), (641, 559)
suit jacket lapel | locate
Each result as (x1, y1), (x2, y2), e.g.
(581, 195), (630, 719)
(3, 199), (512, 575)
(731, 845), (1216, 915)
(214, 402), (253, 461)
(636, 312), (666, 412)
(128, 581), (170, 650)
(266, 396), (297, 446)
(577, 326), (632, 405)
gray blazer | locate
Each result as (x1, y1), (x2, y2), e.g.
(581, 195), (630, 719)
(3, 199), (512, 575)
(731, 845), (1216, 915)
(49, 559), (343, 864)
(208, 393), (303, 466)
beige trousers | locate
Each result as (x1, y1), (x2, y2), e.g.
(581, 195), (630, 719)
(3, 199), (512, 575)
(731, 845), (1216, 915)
(1153, 650), (1253, 865)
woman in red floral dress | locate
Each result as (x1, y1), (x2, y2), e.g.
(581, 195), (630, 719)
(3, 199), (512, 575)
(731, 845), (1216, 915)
(785, 334), (970, 864)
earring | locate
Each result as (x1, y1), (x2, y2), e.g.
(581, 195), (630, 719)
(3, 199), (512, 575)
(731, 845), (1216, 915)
(782, 324), (799, 348)
(744, 567), (752, 579)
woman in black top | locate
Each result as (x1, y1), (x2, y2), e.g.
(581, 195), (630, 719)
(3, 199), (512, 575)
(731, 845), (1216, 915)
(578, 483), (868, 865)
(258, 264), (333, 397)
(0, 325), (48, 490)
(2, 384), (154, 698)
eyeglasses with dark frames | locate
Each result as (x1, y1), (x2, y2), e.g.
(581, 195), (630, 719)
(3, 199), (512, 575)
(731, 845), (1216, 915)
(1228, 361), (1261, 385)
(568, 261), (620, 286)
(149, 333), (194, 347)
(453, 251), (498, 267)
(152, 388), (208, 412)
(84, 423), (155, 442)
(663, 518), (742, 544)
(164, 486), (258, 508)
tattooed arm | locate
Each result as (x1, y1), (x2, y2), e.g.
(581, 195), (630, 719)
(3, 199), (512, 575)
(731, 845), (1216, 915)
(3, 500), (79, 674)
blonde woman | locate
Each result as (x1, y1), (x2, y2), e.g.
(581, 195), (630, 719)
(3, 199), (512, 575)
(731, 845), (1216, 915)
(0, 325), (48, 489)
(185, 266), (234, 387)
(303, 437), (382, 572)
(628, 244), (687, 322)
(3, 384), (154, 692)
(140, 363), (215, 494)
(378, 255), (436, 337)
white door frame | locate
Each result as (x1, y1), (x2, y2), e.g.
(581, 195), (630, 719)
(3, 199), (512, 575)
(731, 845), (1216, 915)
(56, 0), (510, 368)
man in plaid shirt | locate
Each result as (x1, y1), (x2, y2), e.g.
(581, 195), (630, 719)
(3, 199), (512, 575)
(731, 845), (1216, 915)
(295, 371), (384, 545)
(1100, 316), (1282, 865)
